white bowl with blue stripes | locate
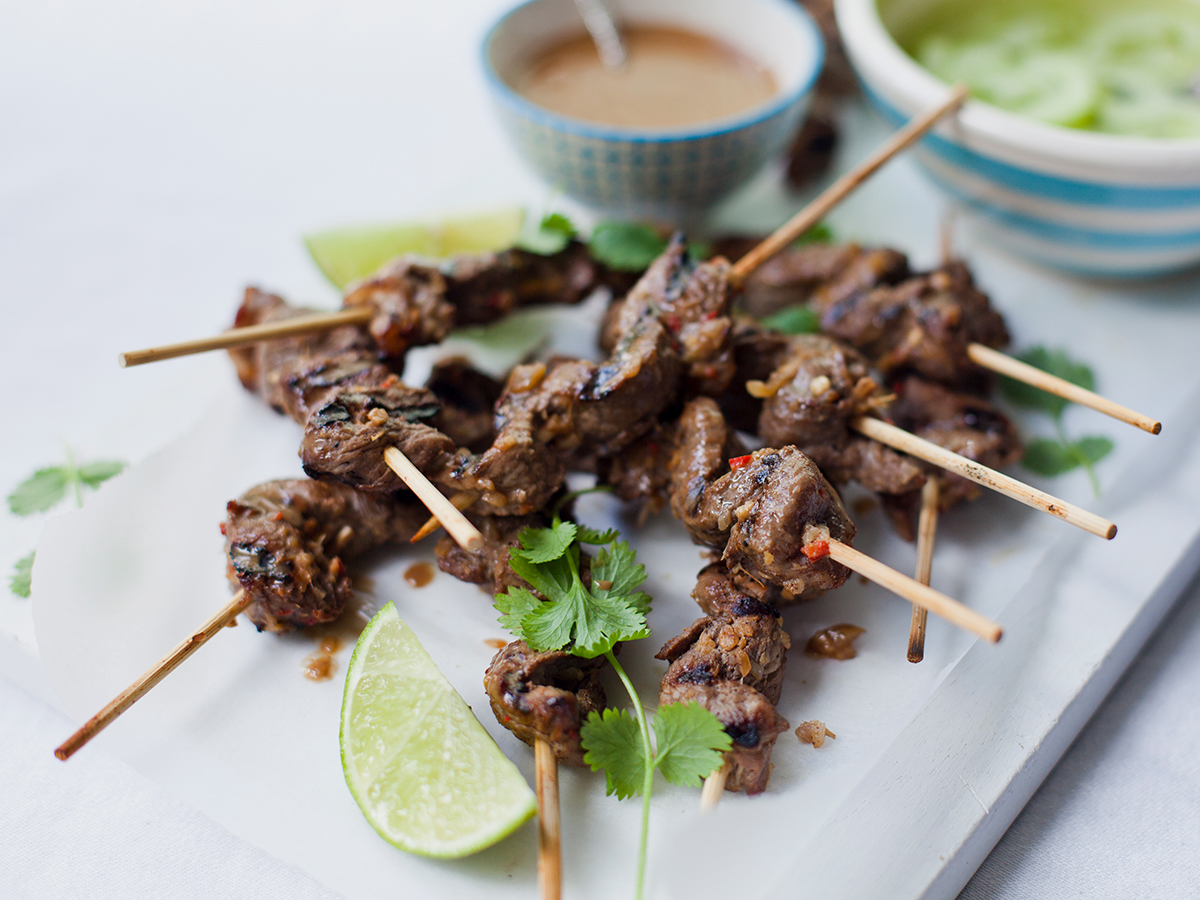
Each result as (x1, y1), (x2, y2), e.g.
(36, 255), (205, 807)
(835, 0), (1200, 277)
(483, 0), (824, 223)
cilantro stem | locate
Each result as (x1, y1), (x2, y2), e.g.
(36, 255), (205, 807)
(62, 442), (83, 508)
(1055, 419), (1101, 497)
(604, 648), (655, 900)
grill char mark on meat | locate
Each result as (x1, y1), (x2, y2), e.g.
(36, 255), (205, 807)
(223, 479), (426, 633)
(656, 564), (791, 794)
(484, 640), (607, 767)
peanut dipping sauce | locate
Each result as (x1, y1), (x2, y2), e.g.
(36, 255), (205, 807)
(512, 27), (777, 129)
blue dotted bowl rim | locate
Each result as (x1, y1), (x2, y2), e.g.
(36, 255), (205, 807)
(480, 0), (825, 144)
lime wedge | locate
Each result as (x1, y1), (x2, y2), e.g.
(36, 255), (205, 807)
(306, 208), (526, 289)
(340, 602), (536, 858)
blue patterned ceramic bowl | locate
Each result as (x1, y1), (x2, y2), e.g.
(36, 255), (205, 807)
(483, 0), (824, 222)
(835, 0), (1200, 277)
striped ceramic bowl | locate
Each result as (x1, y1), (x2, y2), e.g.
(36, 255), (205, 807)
(835, 0), (1200, 277)
(482, 0), (823, 222)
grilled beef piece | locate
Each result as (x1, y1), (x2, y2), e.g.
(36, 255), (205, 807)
(484, 640), (608, 766)
(596, 420), (677, 519)
(879, 376), (1024, 539)
(425, 357), (505, 452)
(229, 288), (387, 423)
(299, 378), (456, 491)
(222, 479), (425, 633)
(817, 261), (1010, 386)
(754, 333), (926, 495)
(343, 241), (617, 362)
(669, 398), (855, 600)
(657, 566), (791, 794)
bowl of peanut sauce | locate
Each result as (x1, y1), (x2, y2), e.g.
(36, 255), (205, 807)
(483, 0), (825, 220)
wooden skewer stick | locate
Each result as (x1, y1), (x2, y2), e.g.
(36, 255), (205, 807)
(700, 759), (731, 812)
(851, 416), (1117, 540)
(55, 589), (251, 761)
(118, 307), (373, 368)
(907, 479), (940, 664)
(730, 85), (969, 286)
(535, 738), (562, 900)
(411, 490), (480, 543)
(966, 343), (1161, 435)
(382, 447), (482, 552)
(826, 540), (1001, 643)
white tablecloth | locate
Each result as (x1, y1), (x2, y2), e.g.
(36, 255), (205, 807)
(3, 1), (1198, 896)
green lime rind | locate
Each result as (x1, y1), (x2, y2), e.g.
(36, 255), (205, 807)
(306, 208), (526, 290)
(340, 602), (536, 858)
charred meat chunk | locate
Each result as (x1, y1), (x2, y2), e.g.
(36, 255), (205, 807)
(818, 261), (1010, 386)
(484, 640), (608, 766)
(424, 357), (504, 452)
(879, 376), (1023, 539)
(753, 333), (926, 495)
(669, 398), (855, 600)
(223, 479), (426, 633)
(657, 566), (791, 794)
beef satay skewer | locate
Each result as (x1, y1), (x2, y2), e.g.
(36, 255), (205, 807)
(729, 86), (969, 285)
(382, 448), (481, 551)
(851, 416), (1116, 539)
(965, 343), (1160, 434)
(535, 738), (563, 900)
(823, 540), (1000, 642)
(412, 490), (479, 543)
(119, 307), (374, 367)
(907, 478), (939, 664)
(55, 590), (250, 760)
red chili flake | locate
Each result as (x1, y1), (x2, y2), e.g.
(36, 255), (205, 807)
(380, 374), (400, 389)
(802, 540), (830, 561)
(665, 314), (682, 331)
(219, 522), (226, 535)
(273, 511), (285, 521)
(729, 454), (753, 469)
(704, 309), (719, 320)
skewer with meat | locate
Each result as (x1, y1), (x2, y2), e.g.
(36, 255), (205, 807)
(656, 563), (791, 794)
(222, 478), (430, 632)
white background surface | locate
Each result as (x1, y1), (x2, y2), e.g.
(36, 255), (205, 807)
(3, 1), (1199, 897)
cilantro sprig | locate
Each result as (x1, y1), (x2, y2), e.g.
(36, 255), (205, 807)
(999, 347), (1113, 495)
(494, 517), (730, 900)
(6, 446), (125, 598)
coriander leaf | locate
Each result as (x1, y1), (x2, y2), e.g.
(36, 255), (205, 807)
(581, 707), (647, 799)
(576, 525), (620, 545)
(760, 305), (820, 335)
(589, 222), (668, 272)
(522, 578), (646, 658)
(1000, 347), (1096, 421)
(507, 550), (577, 604)
(494, 586), (542, 636)
(792, 221), (834, 246)
(1073, 435), (1114, 465)
(516, 211), (577, 256)
(512, 520), (577, 565)
(1021, 438), (1079, 476)
(7, 467), (70, 516)
(687, 240), (712, 261)
(652, 702), (731, 788)
(78, 460), (125, 488)
(591, 540), (651, 615)
(10, 551), (33, 598)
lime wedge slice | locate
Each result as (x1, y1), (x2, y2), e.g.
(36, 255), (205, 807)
(341, 602), (535, 858)
(306, 208), (525, 290)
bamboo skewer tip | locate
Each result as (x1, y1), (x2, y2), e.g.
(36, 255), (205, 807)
(534, 738), (562, 900)
(54, 589), (249, 761)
